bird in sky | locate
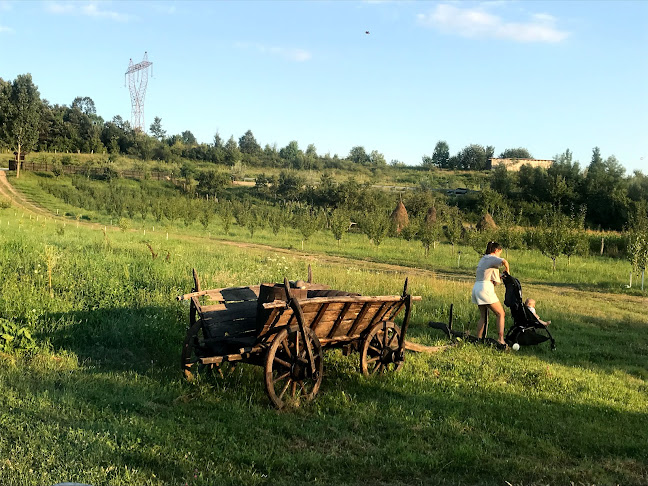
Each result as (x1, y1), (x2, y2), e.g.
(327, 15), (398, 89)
(365, 31), (370, 34)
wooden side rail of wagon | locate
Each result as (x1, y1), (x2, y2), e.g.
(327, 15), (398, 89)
(177, 267), (422, 409)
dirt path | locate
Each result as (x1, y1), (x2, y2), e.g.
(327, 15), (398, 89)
(0, 170), (462, 281)
(0, 170), (53, 217)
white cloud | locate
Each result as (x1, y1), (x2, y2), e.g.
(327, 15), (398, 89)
(152, 3), (176, 15)
(46, 1), (132, 22)
(417, 3), (569, 43)
(236, 42), (312, 62)
(0, 25), (13, 33)
(0, 1), (12, 11)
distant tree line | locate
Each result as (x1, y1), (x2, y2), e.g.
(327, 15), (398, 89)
(0, 74), (392, 174)
(1, 73), (646, 232)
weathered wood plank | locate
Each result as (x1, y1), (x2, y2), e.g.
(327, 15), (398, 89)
(220, 287), (261, 302)
(203, 316), (258, 337)
(309, 303), (331, 333)
(347, 302), (371, 337)
(327, 302), (352, 338)
(177, 285), (262, 301)
(368, 302), (388, 326)
(199, 303), (227, 313)
(261, 295), (420, 309)
(202, 302), (257, 323)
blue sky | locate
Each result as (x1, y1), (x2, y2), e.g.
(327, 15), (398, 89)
(1, 1), (646, 173)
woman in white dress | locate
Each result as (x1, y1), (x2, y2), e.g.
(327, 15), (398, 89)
(471, 241), (510, 345)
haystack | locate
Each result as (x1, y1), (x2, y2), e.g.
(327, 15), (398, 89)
(391, 200), (409, 234)
(476, 213), (497, 232)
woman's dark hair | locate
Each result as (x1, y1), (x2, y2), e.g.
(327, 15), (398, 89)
(485, 241), (502, 255)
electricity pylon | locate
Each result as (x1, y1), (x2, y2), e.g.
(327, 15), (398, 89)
(125, 52), (153, 131)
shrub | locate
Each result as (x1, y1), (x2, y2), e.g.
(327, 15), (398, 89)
(0, 318), (36, 352)
(118, 218), (131, 232)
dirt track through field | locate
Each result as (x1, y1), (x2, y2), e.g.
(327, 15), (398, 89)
(0, 170), (461, 283)
(1, 171), (646, 308)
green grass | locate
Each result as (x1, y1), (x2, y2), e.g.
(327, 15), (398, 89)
(10, 171), (644, 296)
(0, 185), (647, 485)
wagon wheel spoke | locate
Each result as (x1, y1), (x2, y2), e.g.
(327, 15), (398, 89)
(368, 345), (381, 355)
(281, 339), (292, 358)
(278, 379), (292, 401)
(273, 357), (292, 369)
(361, 322), (404, 377)
(265, 328), (323, 409)
(387, 330), (398, 347)
(273, 371), (291, 383)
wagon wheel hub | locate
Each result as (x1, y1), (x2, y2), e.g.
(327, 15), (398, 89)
(291, 360), (307, 381)
(360, 322), (404, 377)
(380, 347), (395, 363)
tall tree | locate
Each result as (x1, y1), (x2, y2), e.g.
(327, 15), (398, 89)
(547, 149), (582, 209)
(5, 74), (41, 178)
(224, 135), (241, 165)
(149, 116), (166, 140)
(71, 96), (96, 116)
(457, 144), (487, 170)
(499, 147), (533, 159)
(238, 129), (261, 155)
(490, 163), (514, 197)
(432, 140), (450, 168)
(584, 148), (628, 229)
(370, 150), (386, 166)
(181, 130), (197, 145)
(0, 77), (10, 150)
(348, 146), (370, 166)
(213, 132), (223, 148)
(279, 140), (301, 166)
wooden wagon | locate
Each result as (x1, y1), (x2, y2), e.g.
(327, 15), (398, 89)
(177, 267), (422, 408)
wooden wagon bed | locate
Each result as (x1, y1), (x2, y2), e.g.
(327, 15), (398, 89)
(178, 268), (422, 408)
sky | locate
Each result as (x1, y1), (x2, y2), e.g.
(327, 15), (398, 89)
(1, 0), (647, 173)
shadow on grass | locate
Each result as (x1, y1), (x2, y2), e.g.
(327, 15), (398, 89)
(27, 303), (646, 485)
(5, 348), (646, 486)
(45, 305), (185, 375)
(521, 313), (648, 380)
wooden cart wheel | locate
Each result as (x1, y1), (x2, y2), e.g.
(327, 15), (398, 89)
(360, 321), (403, 376)
(181, 322), (238, 381)
(264, 327), (323, 409)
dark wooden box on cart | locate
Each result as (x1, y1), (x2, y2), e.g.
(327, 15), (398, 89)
(177, 268), (421, 408)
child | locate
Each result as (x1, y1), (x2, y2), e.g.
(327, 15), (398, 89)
(524, 298), (551, 326)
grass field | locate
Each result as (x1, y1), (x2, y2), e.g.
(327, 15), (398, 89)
(0, 179), (647, 485)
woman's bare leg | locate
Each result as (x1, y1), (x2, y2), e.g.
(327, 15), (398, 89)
(476, 305), (489, 338)
(488, 301), (506, 344)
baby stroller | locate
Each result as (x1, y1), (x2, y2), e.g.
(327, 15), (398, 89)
(501, 272), (556, 350)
